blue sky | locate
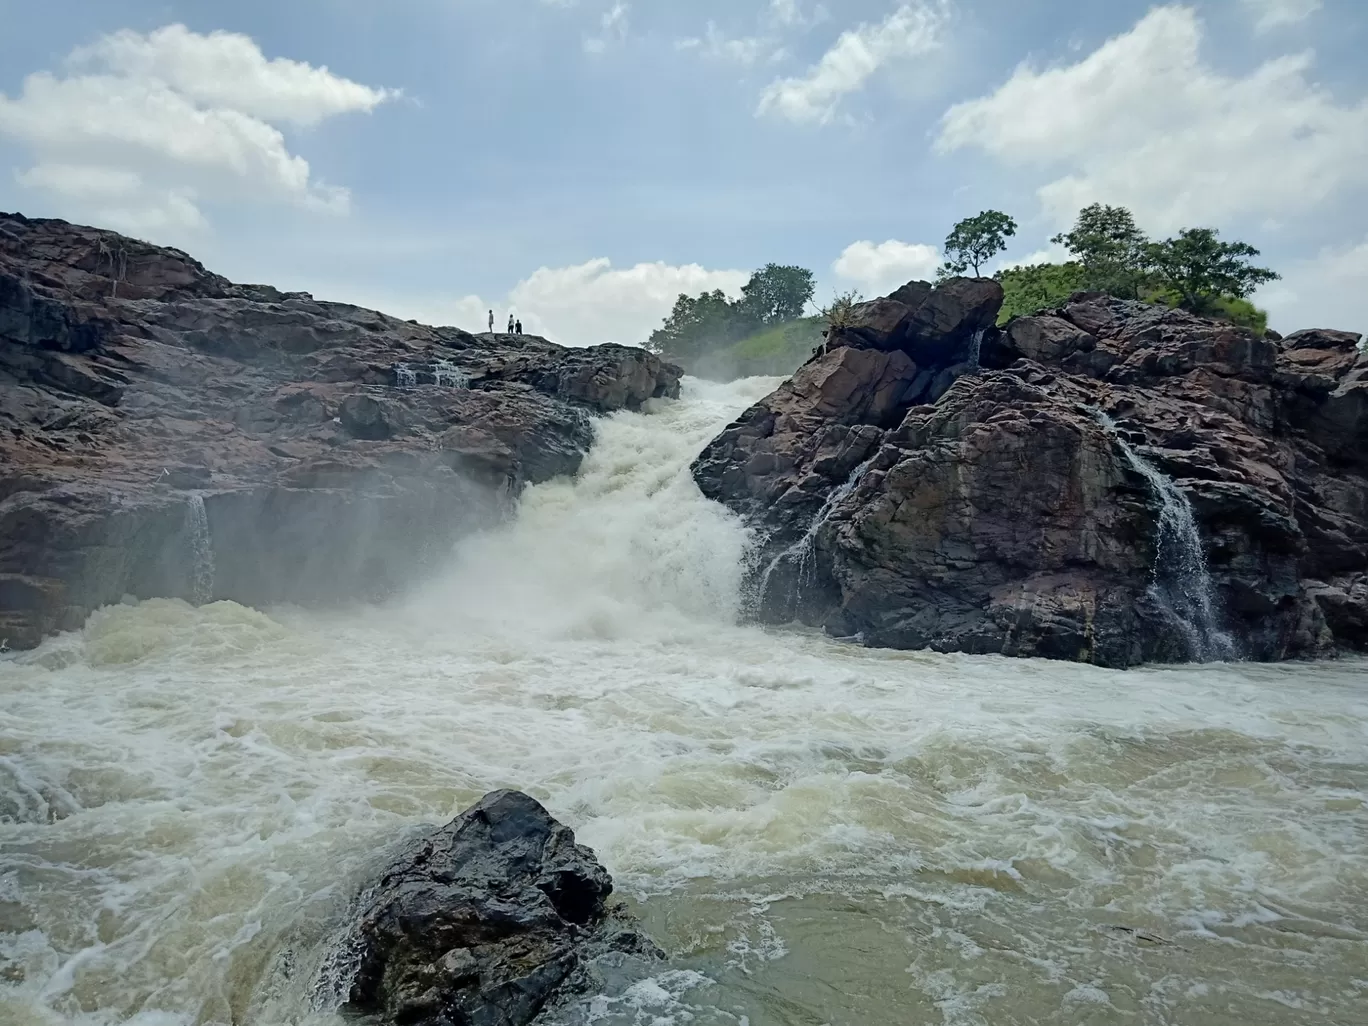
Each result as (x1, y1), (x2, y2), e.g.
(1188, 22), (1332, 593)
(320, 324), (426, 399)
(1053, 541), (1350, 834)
(1, 0), (1364, 344)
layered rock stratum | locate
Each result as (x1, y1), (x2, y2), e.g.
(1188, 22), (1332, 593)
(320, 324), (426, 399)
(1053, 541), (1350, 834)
(0, 213), (680, 648)
(693, 279), (1367, 667)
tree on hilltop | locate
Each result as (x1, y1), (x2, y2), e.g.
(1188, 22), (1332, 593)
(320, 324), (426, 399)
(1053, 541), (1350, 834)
(740, 264), (816, 325)
(1051, 203), (1151, 299)
(939, 210), (1018, 279)
(1146, 227), (1280, 317)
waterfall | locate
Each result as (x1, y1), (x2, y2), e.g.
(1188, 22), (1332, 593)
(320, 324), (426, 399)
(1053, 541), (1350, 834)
(967, 327), (986, 370)
(186, 495), (216, 607)
(433, 360), (471, 389)
(754, 454), (879, 615)
(393, 363), (417, 388)
(1094, 412), (1236, 662)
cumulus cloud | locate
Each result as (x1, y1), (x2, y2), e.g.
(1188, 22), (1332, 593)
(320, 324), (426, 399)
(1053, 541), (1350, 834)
(0, 24), (394, 236)
(347, 258), (748, 348)
(833, 239), (940, 296)
(1257, 237), (1368, 337)
(757, 1), (947, 124)
(1243, 0), (1322, 33)
(935, 5), (1368, 232)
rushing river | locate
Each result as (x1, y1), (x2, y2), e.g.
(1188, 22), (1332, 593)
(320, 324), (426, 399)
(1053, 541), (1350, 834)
(2, 378), (1366, 1026)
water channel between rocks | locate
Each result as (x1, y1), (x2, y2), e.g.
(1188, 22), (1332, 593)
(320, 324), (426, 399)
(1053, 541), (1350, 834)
(1, 378), (1365, 1026)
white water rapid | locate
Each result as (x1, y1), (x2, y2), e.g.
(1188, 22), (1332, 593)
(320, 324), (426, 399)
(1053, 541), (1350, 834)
(2, 379), (1365, 1026)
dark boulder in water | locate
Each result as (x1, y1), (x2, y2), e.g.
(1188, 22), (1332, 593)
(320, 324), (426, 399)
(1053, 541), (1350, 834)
(338, 790), (664, 1026)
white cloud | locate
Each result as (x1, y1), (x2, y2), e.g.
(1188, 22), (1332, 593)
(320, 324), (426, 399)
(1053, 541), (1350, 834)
(833, 239), (940, 296)
(0, 24), (394, 236)
(342, 258), (748, 347)
(994, 244), (1067, 272)
(68, 25), (397, 127)
(935, 5), (1368, 232)
(584, 2), (630, 54)
(757, 1), (947, 124)
(1243, 0), (1322, 33)
(1256, 237), (1368, 337)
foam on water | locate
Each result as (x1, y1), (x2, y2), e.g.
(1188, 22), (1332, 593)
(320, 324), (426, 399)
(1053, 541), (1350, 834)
(1, 377), (1365, 1026)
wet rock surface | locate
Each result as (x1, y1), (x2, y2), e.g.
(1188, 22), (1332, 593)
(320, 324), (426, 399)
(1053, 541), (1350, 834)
(0, 213), (681, 647)
(333, 790), (663, 1026)
(694, 278), (1367, 666)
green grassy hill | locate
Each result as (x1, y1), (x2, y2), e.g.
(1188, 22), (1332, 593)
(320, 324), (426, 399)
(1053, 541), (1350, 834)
(685, 317), (825, 381)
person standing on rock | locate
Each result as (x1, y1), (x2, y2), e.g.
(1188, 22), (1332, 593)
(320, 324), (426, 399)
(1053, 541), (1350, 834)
(515, 318), (523, 335)
(487, 309), (494, 334)
(508, 313), (515, 334)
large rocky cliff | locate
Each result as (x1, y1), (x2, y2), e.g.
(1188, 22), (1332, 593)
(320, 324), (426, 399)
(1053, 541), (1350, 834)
(693, 278), (1367, 667)
(0, 213), (680, 649)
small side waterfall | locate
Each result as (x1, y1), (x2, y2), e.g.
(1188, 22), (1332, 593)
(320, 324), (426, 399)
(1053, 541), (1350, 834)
(393, 363), (417, 388)
(966, 327), (986, 370)
(186, 495), (216, 607)
(433, 360), (471, 389)
(1094, 412), (1236, 662)
(754, 454), (879, 614)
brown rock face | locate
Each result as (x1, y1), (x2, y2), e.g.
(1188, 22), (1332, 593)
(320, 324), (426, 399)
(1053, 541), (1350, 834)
(694, 279), (1368, 667)
(0, 212), (681, 648)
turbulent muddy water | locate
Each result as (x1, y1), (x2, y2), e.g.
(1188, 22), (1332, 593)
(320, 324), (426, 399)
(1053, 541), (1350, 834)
(2, 378), (1366, 1026)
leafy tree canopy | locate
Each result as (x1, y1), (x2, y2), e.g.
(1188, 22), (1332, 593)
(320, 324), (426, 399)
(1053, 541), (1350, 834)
(1146, 227), (1280, 315)
(992, 203), (1277, 332)
(648, 263), (816, 364)
(939, 210), (1018, 279)
(741, 264), (816, 326)
(1050, 203), (1150, 299)
(995, 262), (1086, 324)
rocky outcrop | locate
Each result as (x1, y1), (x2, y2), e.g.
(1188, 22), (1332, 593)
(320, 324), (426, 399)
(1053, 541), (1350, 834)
(694, 278), (1367, 667)
(0, 213), (681, 648)
(330, 790), (663, 1026)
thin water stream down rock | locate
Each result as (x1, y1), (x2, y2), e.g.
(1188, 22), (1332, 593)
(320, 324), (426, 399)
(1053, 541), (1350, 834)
(694, 280), (1368, 666)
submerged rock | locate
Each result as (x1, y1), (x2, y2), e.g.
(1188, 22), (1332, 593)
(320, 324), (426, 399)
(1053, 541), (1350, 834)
(335, 790), (663, 1026)
(0, 212), (682, 647)
(694, 278), (1368, 666)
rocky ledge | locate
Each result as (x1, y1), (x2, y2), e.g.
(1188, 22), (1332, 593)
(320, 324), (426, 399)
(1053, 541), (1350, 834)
(0, 213), (680, 648)
(693, 278), (1367, 667)
(324, 790), (663, 1026)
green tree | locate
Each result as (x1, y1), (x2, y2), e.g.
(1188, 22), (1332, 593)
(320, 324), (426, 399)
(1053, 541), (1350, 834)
(994, 262), (1086, 323)
(1050, 203), (1151, 298)
(1147, 227), (1280, 316)
(647, 289), (747, 361)
(739, 264), (816, 326)
(939, 210), (1018, 278)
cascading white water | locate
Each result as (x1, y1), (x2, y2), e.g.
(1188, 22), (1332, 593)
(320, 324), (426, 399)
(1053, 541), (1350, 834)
(432, 360), (470, 389)
(753, 453), (879, 615)
(1, 379), (1363, 1026)
(1095, 412), (1237, 661)
(186, 494), (215, 607)
(393, 362), (417, 388)
(966, 326), (986, 370)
